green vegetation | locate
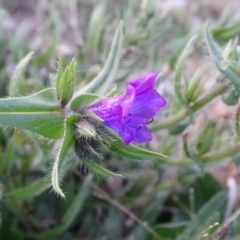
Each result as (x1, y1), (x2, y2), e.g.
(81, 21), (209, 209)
(1, 1), (240, 239)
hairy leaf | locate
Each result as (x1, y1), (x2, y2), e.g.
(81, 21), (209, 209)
(0, 88), (63, 139)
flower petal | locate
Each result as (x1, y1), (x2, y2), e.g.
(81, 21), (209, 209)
(130, 72), (158, 94)
(120, 84), (135, 116)
(133, 125), (152, 143)
(130, 89), (166, 118)
(122, 114), (145, 128)
(105, 120), (135, 145)
(88, 96), (123, 122)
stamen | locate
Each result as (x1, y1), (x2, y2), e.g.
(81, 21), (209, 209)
(137, 125), (142, 130)
(145, 118), (154, 124)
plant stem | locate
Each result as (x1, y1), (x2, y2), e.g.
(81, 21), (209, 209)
(201, 143), (240, 163)
(167, 143), (240, 166)
(151, 81), (229, 131)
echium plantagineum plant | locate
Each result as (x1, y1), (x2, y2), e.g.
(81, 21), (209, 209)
(0, 22), (167, 198)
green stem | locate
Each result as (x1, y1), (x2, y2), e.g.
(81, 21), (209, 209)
(201, 143), (240, 163)
(151, 81), (229, 131)
(167, 143), (240, 166)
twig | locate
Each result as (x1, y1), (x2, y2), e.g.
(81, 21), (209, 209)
(73, 169), (163, 240)
(91, 182), (164, 240)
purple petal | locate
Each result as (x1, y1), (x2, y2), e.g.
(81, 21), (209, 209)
(120, 84), (135, 116)
(105, 120), (135, 145)
(88, 96), (123, 122)
(130, 89), (167, 118)
(122, 115), (145, 128)
(133, 125), (153, 143)
(130, 72), (158, 94)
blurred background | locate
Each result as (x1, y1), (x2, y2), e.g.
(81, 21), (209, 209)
(1, 0), (240, 239)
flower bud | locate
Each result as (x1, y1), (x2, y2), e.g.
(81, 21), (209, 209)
(56, 54), (76, 107)
(74, 116), (108, 168)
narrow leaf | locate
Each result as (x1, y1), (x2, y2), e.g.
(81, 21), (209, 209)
(85, 160), (122, 178)
(55, 53), (63, 96)
(222, 89), (239, 106)
(9, 51), (34, 97)
(174, 35), (196, 104)
(56, 57), (76, 106)
(60, 176), (91, 231)
(212, 21), (240, 41)
(196, 123), (217, 154)
(69, 93), (99, 111)
(74, 21), (123, 96)
(86, 3), (106, 53)
(30, 176), (91, 238)
(176, 191), (227, 240)
(51, 114), (80, 198)
(0, 88), (63, 139)
(109, 136), (167, 162)
(169, 118), (190, 135)
(3, 176), (51, 199)
(0, 140), (13, 173)
(147, 222), (187, 240)
(205, 24), (240, 94)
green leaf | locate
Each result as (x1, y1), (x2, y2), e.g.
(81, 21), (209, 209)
(0, 88), (63, 139)
(30, 176), (91, 238)
(174, 35), (196, 105)
(51, 114), (80, 198)
(169, 118), (190, 135)
(9, 51), (34, 97)
(147, 222), (187, 240)
(69, 93), (99, 111)
(197, 212), (219, 239)
(109, 135), (167, 162)
(212, 21), (240, 42)
(196, 122), (217, 154)
(56, 56), (76, 106)
(205, 24), (240, 94)
(74, 21), (123, 96)
(59, 176), (91, 231)
(176, 191), (227, 240)
(56, 53), (63, 94)
(185, 72), (201, 103)
(0, 139), (13, 173)
(3, 176), (51, 199)
(85, 160), (122, 178)
(86, 3), (107, 53)
(222, 89), (239, 105)
(33, 44), (55, 67)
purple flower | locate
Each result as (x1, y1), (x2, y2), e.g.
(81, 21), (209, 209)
(88, 73), (166, 145)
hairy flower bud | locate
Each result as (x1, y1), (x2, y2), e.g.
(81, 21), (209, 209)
(74, 116), (108, 169)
